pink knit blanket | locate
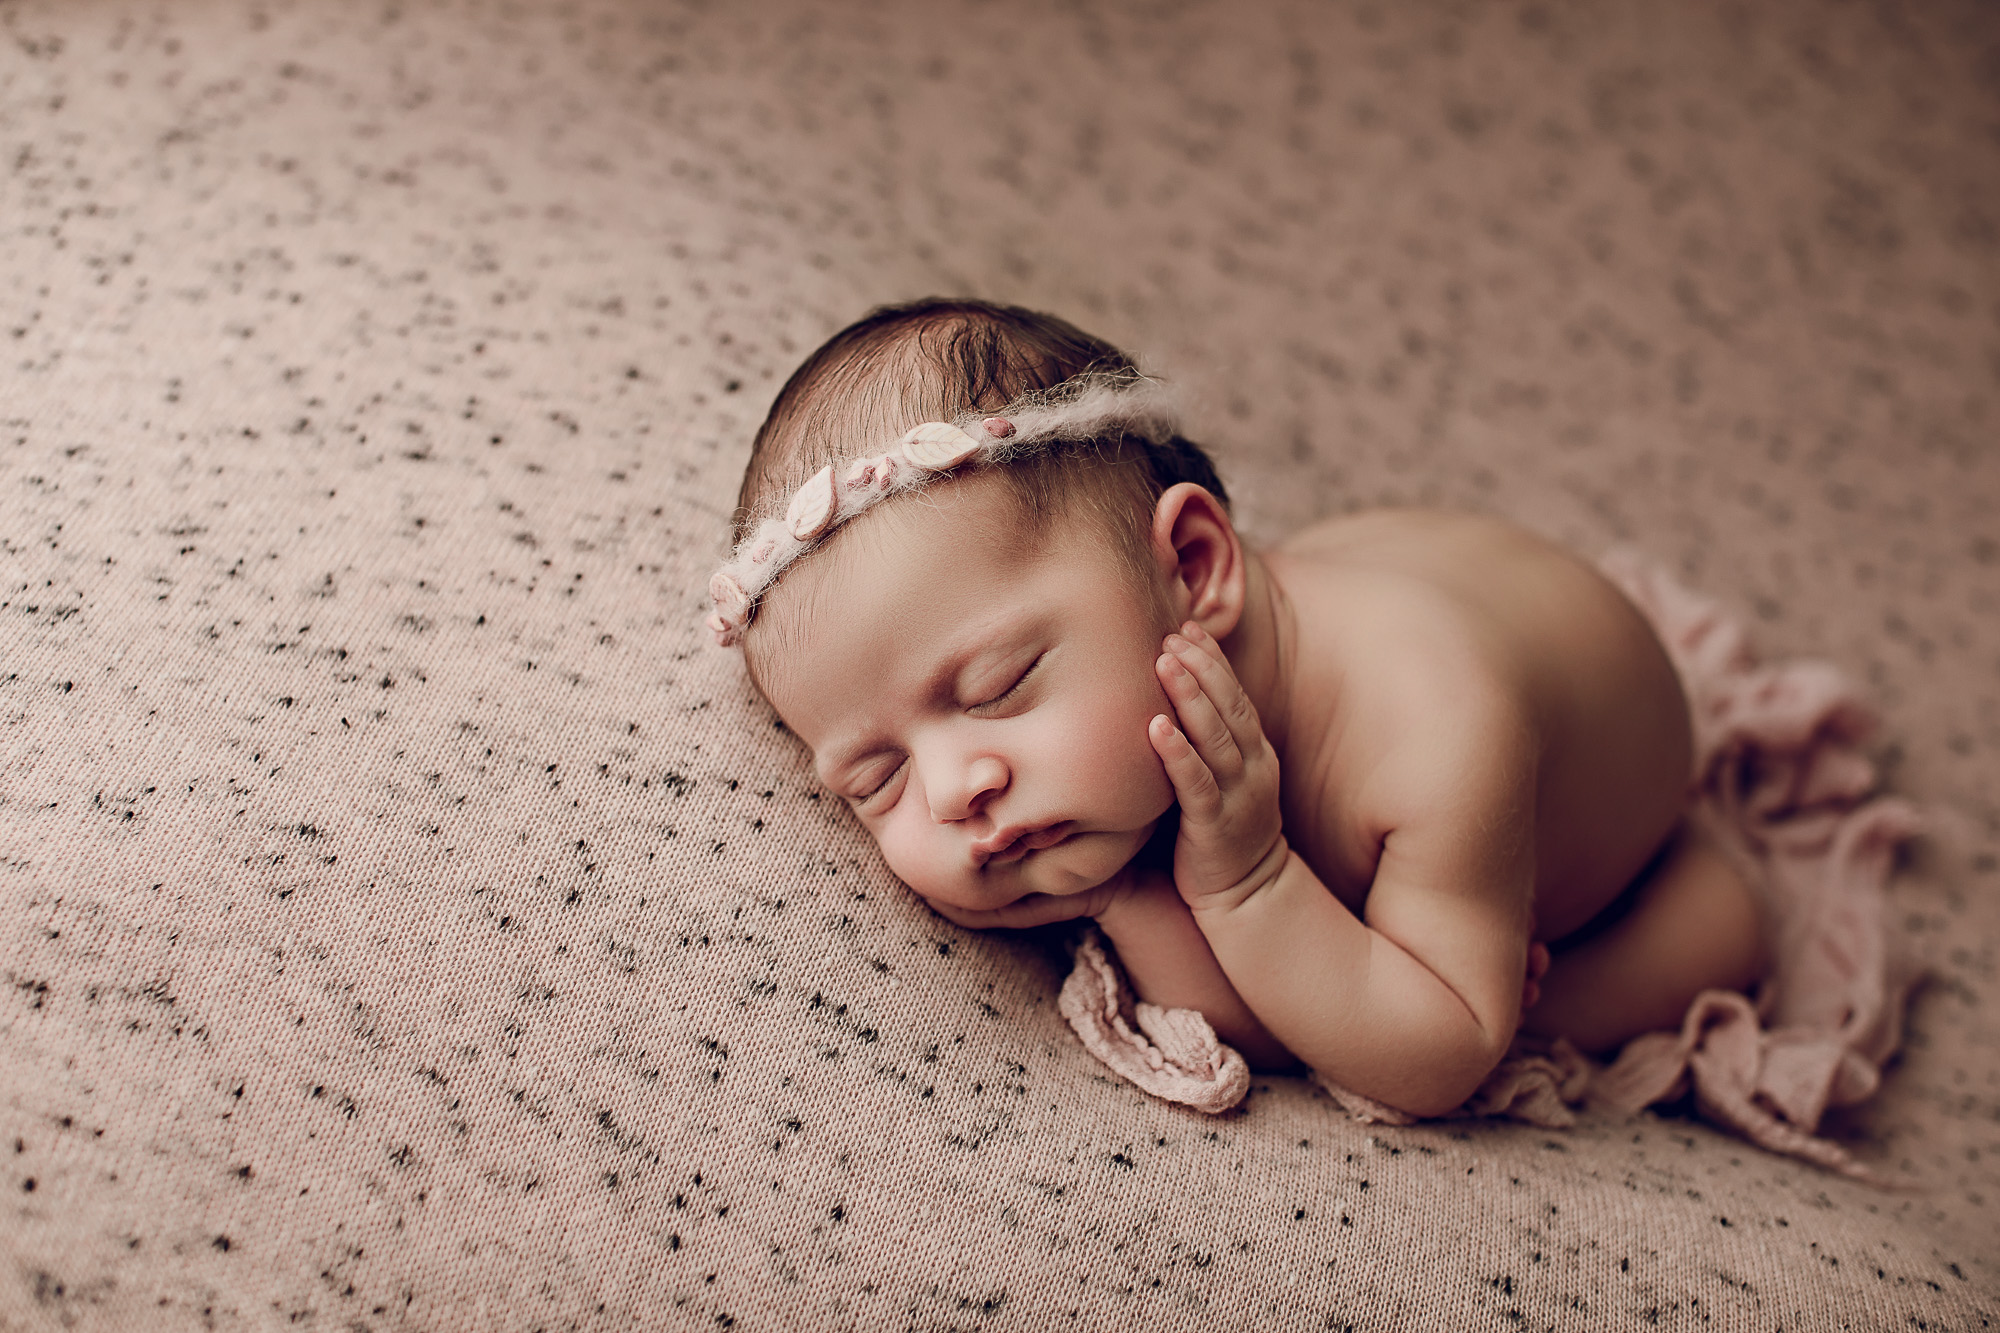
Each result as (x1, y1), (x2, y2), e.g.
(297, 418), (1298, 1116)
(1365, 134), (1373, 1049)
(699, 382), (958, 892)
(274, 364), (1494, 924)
(1059, 550), (1922, 1178)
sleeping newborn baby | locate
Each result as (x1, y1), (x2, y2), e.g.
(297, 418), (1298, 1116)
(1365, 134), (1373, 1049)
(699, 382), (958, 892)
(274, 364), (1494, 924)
(709, 298), (1765, 1119)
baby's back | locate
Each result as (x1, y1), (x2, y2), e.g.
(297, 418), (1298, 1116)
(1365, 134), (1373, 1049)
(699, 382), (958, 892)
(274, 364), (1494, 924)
(1263, 510), (1692, 941)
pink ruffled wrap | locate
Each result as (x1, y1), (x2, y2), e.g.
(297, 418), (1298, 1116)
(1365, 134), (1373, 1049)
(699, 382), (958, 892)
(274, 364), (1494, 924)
(1058, 550), (1921, 1178)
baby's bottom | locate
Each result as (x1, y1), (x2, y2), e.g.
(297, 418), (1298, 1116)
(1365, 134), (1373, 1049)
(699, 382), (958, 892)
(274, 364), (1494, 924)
(1521, 822), (1766, 1056)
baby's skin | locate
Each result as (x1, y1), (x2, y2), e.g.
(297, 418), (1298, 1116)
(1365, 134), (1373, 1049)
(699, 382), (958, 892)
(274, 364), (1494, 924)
(751, 471), (1765, 1117)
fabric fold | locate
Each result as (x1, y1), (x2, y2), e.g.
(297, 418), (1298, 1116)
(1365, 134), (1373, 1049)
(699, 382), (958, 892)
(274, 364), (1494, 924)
(1057, 929), (1250, 1115)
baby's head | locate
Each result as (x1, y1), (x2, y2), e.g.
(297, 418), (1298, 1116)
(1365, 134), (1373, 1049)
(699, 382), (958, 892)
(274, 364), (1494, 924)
(719, 298), (1246, 914)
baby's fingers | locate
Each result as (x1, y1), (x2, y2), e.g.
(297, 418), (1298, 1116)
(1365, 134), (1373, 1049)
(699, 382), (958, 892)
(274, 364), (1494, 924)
(1149, 713), (1223, 823)
(1158, 646), (1244, 778)
(1170, 624), (1265, 755)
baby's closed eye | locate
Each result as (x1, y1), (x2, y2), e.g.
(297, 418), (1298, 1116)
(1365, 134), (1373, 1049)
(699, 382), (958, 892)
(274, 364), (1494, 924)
(966, 651), (1046, 716)
(843, 754), (907, 807)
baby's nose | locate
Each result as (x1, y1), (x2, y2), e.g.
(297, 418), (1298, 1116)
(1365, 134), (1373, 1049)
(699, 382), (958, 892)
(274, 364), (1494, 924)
(930, 754), (1009, 823)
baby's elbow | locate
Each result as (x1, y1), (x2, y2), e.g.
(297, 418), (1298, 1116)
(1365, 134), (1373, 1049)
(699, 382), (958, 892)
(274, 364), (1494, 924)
(1383, 1024), (1514, 1120)
(1371, 1067), (1484, 1121)
(1394, 1058), (1496, 1120)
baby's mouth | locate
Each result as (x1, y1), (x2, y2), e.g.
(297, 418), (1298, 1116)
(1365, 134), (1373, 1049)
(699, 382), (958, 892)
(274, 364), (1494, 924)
(976, 821), (1077, 867)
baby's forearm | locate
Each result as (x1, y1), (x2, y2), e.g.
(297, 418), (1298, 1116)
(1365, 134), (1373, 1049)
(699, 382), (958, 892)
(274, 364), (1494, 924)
(1188, 849), (1516, 1117)
(1094, 875), (1296, 1071)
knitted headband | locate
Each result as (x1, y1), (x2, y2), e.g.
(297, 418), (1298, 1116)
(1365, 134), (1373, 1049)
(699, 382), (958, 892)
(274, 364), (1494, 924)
(707, 374), (1179, 646)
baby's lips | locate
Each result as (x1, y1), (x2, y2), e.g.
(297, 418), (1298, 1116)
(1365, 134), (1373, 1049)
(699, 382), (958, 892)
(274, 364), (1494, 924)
(973, 821), (1075, 866)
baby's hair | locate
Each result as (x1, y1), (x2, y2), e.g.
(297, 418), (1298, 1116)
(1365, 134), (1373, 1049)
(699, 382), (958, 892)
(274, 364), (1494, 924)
(733, 298), (1228, 565)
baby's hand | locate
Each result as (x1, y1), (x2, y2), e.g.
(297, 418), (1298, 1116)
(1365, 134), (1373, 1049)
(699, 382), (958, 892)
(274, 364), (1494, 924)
(1149, 622), (1288, 907)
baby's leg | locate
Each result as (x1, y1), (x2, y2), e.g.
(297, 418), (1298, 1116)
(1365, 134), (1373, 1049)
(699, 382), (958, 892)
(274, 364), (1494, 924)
(1521, 823), (1766, 1056)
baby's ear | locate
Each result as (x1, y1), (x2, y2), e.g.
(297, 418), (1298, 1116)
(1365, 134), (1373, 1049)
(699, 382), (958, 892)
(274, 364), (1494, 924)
(1149, 483), (1245, 640)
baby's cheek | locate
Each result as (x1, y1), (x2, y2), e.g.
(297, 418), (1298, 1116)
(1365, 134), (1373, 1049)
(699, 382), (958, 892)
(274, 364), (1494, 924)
(1045, 698), (1173, 811)
(868, 817), (929, 887)
(871, 812), (980, 906)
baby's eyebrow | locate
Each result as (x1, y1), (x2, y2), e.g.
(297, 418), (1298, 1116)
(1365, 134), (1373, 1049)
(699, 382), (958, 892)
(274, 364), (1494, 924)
(919, 610), (1041, 700)
(811, 752), (860, 790)
(918, 639), (988, 701)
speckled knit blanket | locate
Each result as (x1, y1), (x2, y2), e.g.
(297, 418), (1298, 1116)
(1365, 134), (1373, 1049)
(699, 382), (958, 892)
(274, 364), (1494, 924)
(6, 1), (1997, 1325)
(1060, 551), (1921, 1178)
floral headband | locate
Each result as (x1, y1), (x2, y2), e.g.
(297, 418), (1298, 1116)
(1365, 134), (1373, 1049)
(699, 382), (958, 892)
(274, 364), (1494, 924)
(707, 375), (1178, 646)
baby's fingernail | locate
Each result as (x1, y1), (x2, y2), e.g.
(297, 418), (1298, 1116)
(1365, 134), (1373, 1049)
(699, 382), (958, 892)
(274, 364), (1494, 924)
(1184, 622), (1206, 641)
(1164, 633), (1188, 653)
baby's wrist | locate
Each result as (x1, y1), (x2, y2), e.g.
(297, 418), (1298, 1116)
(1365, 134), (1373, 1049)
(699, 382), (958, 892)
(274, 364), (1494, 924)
(1183, 838), (1291, 916)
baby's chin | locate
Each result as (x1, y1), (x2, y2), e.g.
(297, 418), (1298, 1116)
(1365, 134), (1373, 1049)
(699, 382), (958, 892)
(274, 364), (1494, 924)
(908, 821), (1161, 909)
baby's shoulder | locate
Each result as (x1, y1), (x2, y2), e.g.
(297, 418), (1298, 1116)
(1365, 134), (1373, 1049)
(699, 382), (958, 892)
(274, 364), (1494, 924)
(1271, 506), (1549, 579)
(1270, 508), (1601, 665)
(1270, 512), (1535, 690)
(1265, 512), (1548, 787)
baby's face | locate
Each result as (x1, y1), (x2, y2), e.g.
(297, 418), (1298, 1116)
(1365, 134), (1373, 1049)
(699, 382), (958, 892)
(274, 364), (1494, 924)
(752, 472), (1178, 914)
